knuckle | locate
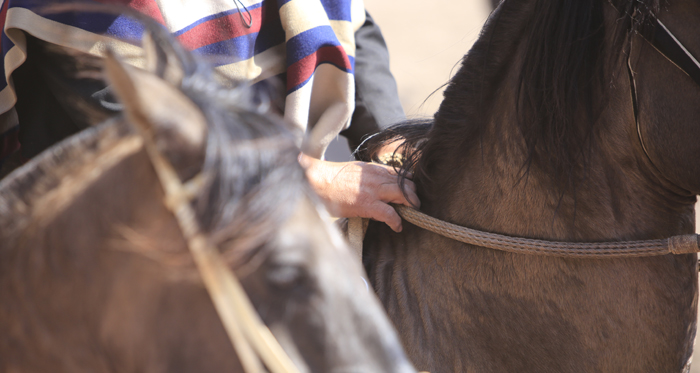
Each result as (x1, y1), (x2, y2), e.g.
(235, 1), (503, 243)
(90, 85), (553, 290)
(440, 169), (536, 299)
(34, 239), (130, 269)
(371, 202), (392, 220)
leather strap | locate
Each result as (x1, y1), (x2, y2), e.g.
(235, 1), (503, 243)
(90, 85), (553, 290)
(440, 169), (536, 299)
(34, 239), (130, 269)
(648, 19), (700, 87)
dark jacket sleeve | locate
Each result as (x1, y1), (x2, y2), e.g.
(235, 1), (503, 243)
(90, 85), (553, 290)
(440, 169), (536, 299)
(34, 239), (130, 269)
(341, 11), (405, 152)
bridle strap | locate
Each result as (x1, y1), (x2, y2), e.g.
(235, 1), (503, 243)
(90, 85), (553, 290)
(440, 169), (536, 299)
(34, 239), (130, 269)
(131, 122), (300, 373)
(625, 51), (653, 167)
(648, 19), (700, 87)
(625, 15), (700, 186)
(630, 16), (700, 158)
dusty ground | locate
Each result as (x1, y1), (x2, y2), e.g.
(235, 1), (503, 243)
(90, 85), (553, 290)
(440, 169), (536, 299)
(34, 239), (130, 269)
(325, 0), (491, 161)
(353, 0), (700, 370)
(364, 0), (491, 117)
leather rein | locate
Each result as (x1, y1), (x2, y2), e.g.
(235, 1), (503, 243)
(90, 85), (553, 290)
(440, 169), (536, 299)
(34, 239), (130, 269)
(350, 12), (700, 259)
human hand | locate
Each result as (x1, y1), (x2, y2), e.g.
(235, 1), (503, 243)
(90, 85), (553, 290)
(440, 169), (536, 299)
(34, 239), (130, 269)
(299, 153), (420, 232)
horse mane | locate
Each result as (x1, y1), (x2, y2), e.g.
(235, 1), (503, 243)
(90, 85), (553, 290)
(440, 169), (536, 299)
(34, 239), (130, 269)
(0, 117), (133, 239)
(363, 0), (661, 203)
(515, 0), (607, 184)
(513, 0), (660, 188)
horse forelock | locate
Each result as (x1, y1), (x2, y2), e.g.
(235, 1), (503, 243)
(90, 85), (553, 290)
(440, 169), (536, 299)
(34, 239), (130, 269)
(176, 72), (307, 258)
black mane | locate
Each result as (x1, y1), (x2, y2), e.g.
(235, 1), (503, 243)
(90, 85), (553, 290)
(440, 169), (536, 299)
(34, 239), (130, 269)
(513, 0), (660, 187)
(515, 0), (606, 183)
(367, 0), (662, 201)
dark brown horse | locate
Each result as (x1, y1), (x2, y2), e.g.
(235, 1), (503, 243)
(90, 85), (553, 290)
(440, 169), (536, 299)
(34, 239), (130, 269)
(0, 21), (415, 373)
(362, 0), (700, 371)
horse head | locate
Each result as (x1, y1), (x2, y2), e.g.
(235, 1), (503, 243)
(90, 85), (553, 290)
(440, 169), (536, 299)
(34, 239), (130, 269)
(0, 12), (414, 373)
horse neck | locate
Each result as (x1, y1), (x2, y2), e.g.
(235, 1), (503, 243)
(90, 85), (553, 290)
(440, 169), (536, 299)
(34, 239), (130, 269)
(419, 0), (696, 242)
(630, 0), (700, 198)
(0, 122), (192, 371)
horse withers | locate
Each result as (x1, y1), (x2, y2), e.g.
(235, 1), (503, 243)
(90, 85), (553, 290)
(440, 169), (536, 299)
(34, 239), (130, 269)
(0, 19), (415, 373)
(361, 0), (700, 371)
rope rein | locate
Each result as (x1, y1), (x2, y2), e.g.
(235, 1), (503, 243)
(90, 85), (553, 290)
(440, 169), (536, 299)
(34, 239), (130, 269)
(393, 204), (700, 258)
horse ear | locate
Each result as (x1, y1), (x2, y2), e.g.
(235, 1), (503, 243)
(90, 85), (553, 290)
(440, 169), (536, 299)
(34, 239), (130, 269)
(103, 51), (207, 179)
(142, 31), (185, 86)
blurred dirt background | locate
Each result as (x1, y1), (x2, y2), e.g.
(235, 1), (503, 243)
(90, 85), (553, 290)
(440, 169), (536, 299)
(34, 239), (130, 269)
(326, 0), (491, 161)
(364, 0), (491, 118)
(327, 0), (700, 369)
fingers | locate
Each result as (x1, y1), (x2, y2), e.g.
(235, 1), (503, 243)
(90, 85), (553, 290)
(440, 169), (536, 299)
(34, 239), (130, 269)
(377, 180), (420, 208)
(369, 164), (419, 206)
(361, 164), (420, 233)
(399, 179), (420, 207)
(367, 201), (403, 232)
(302, 157), (421, 233)
(370, 163), (413, 179)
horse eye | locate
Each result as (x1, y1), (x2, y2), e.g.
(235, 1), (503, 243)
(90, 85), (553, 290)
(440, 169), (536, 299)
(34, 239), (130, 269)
(266, 264), (306, 290)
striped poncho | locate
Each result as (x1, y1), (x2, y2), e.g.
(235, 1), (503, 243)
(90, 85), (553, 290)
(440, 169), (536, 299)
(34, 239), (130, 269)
(0, 0), (365, 162)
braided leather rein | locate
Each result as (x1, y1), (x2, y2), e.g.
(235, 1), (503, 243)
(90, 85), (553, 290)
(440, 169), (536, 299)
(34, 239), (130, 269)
(393, 205), (700, 258)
